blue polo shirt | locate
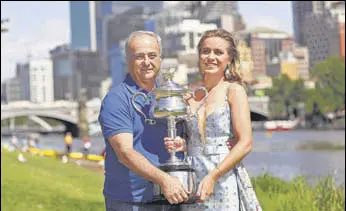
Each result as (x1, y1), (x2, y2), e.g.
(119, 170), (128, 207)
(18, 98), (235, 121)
(99, 74), (184, 203)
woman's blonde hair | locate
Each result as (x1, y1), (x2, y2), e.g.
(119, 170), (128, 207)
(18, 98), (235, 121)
(197, 29), (242, 83)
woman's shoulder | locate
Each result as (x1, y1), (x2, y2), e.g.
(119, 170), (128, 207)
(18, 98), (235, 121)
(223, 81), (248, 97)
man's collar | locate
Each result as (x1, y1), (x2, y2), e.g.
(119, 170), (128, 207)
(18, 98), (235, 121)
(124, 73), (159, 95)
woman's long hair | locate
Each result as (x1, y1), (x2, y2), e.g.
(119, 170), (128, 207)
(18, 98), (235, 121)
(197, 29), (242, 84)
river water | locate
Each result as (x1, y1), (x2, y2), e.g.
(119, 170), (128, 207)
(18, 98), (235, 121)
(2, 130), (345, 187)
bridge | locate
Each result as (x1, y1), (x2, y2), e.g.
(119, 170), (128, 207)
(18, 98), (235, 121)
(1, 96), (269, 137)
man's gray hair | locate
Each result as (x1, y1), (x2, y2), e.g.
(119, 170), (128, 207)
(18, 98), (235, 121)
(125, 31), (162, 59)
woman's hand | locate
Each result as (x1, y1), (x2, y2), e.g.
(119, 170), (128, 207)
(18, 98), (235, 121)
(196, 174), (217, 202)
(163, 136), (187, 152)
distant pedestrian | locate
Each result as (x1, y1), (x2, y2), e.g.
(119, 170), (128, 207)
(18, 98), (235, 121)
(9, 135), (19, 151)
(64, 132), (73, 155)
(83, 136), (91, 156)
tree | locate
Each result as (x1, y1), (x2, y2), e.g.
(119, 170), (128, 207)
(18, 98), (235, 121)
(266, 74), (306, 119)
(306, 56), (345, 113)
(1, 18), (9, 33)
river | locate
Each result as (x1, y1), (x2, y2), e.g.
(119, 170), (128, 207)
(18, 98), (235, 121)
(2, 130), (345, 187)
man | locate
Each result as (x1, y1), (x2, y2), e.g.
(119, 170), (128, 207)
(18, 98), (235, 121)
(64, 132), (73, 155)
(99, 31), (189, 211)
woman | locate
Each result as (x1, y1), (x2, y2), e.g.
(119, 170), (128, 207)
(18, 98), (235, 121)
(164, 29), (262, 210)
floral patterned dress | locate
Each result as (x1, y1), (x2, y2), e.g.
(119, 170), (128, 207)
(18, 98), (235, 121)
(181, 95), (262, 211)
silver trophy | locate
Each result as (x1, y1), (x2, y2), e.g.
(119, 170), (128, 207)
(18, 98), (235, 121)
(132, 68), (208, 204)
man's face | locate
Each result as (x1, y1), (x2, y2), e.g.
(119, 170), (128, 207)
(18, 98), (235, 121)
(127, 35), (161, 83)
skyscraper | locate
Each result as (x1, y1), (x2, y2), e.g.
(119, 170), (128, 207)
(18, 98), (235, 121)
(203, 1), (238, 22)
(70, 1), (112, 52)
(292, 1), (327, 46)
(293, 1), (344, 71)
(292, 1), (313, 46)
(199, 1), (245, 33)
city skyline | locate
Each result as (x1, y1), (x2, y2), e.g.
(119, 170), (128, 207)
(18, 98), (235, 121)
(1, 1), (293, 83)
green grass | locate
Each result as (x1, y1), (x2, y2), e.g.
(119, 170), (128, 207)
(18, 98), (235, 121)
(1, 150), (104, 211)
(1, 150), (345, 211)
(253, 173), (345, 211)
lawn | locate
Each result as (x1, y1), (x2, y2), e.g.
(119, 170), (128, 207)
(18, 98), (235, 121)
(1, 149), (345, 210)
(1, 150), (105, 211)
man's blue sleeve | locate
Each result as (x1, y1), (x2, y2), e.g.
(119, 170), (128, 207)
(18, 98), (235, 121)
(99, 93), (133, 139)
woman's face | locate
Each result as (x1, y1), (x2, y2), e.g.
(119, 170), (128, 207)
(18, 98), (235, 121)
(199, 36), (232, 77)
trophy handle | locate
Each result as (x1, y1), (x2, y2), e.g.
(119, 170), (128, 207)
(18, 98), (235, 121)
(132, 92), (156, 125)
(191, 86), (208, 102)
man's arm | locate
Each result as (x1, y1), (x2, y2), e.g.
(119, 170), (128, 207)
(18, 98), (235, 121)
(108, 132), (190, 204)
(109, 133), (167, 183)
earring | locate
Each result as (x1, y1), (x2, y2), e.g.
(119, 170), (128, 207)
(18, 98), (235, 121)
(224, 64), (231, 80)
(224, 64), (236, 81)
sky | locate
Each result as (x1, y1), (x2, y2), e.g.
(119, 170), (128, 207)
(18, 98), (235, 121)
(1, 1), (293, 83)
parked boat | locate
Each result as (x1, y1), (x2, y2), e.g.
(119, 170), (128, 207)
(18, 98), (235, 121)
(264, 119), (300, 131)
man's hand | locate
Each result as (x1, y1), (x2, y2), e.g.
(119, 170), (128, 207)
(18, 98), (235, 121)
(159, 175), (190, 204)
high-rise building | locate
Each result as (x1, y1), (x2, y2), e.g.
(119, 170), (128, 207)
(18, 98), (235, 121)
(203, 1), (238, 22)
(292, 1), (327, 46)
(201, 1), (245, 33)
(292, 1), (344, 72)
(303, 12), (340, 71)
(70, 1), (112, 52)
(1, 78), (22, 103)
(15, 59), (54, 103)
(49, 44), (73, 100)
(241, 27), (291, 78)
(50, 45), (107, 100)
(112, 1), (163, 15)
(28, 60), (54, 103)
(16, 63), (30, 101)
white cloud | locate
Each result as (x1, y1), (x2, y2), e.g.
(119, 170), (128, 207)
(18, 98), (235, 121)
(1, 18), (69, 82)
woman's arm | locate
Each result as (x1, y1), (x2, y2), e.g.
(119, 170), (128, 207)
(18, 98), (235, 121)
(210, 83), (253, 180)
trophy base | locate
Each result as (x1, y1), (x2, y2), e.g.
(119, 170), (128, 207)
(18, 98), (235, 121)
(149, 195), (200, 205)
(151, 163), (197, 205)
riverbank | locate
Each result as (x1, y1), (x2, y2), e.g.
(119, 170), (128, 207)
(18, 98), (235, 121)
(2, 150), (344, 211)
(252, 118), (345, 131)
